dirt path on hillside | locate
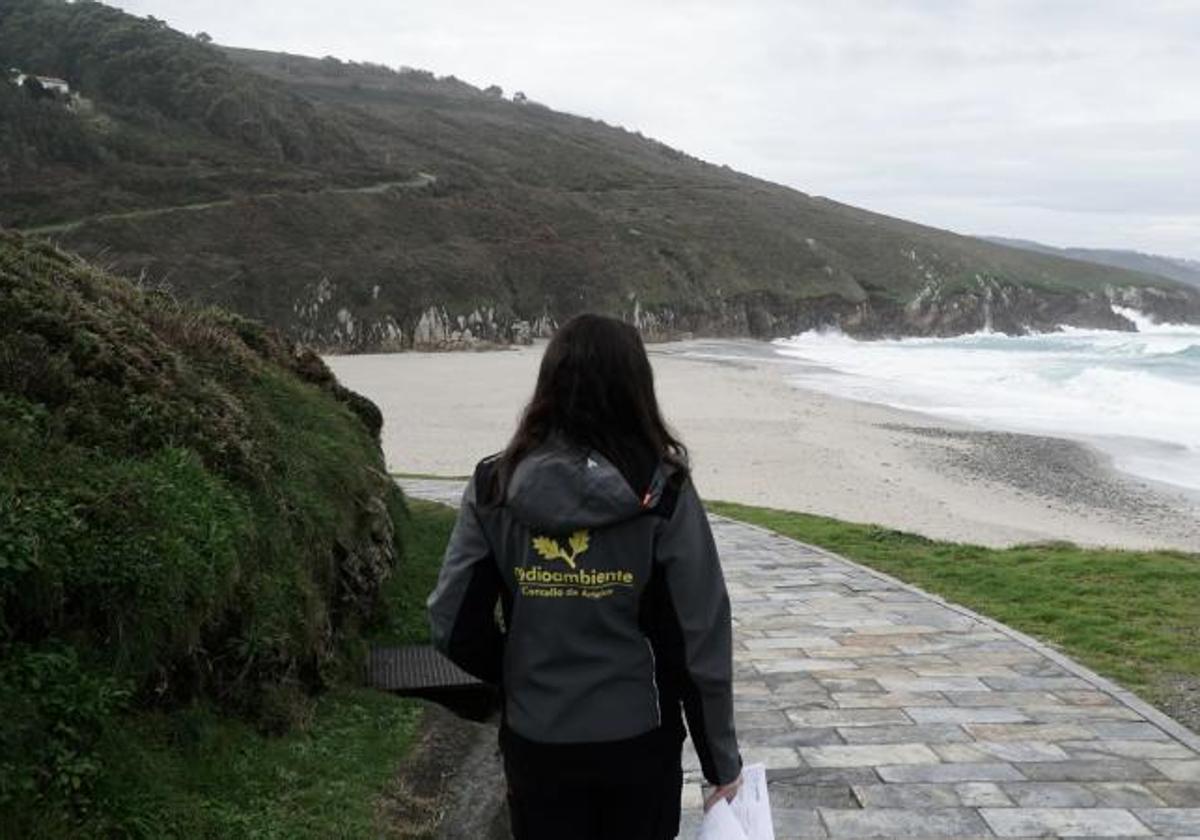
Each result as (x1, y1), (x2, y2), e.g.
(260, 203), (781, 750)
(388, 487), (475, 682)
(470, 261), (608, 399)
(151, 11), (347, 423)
(18, 172), (437, 236)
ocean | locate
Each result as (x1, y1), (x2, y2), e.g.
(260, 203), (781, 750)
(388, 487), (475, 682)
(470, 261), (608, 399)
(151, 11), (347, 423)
(771, 311), (1200, 493)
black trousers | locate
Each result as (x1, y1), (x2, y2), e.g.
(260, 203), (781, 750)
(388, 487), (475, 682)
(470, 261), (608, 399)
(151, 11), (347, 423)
(499, 722), (685, 840)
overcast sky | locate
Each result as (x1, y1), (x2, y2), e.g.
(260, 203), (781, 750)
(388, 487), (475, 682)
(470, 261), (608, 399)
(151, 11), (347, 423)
(111, 0), (1200, 259)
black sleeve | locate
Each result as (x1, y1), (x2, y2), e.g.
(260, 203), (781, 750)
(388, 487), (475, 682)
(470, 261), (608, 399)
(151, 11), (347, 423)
(654, 477), (742, 786)
(425, 472), (504, 684)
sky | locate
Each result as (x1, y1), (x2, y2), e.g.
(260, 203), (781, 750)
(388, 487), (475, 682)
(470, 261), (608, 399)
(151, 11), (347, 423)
(110, 0), (1200, 259)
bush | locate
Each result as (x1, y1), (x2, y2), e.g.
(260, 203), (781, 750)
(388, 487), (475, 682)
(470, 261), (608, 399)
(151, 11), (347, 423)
(0, 646), (131, 815)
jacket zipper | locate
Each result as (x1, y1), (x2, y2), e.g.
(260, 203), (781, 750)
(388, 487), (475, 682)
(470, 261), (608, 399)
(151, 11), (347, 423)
(645, 637), (662, 726)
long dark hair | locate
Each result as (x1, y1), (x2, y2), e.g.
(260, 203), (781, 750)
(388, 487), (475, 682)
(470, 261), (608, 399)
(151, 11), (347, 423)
(490, 314), (688, 502)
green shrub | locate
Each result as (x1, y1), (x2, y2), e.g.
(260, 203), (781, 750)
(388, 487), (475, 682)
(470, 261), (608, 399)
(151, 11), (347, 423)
(0, 645), (131, 814)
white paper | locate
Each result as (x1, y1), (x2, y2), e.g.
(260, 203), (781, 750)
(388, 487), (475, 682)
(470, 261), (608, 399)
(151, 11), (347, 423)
(696, 799), (747, 840)
(729, 764), (775, 840)
(695, 763), (774, 840)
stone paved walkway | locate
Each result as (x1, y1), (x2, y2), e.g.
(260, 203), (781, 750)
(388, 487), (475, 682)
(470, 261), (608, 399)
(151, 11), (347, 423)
(401, 478), (1200, 839)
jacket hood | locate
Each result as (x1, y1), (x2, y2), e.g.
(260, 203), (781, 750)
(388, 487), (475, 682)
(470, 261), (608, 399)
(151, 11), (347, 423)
(505, 434), (672, 532)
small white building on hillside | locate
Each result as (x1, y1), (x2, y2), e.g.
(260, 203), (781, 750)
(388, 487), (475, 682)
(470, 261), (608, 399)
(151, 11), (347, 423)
(8, 69), (71, 95)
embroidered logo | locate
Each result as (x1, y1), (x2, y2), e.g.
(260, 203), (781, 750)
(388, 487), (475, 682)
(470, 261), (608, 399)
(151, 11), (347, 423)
(518, 530), (633, 599)
(531, 530), (590, 569)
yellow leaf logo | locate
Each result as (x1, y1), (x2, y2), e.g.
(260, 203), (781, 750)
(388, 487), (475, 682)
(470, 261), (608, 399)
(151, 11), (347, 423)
(568, 530), (589, 556)
(531, 529), (591, 569)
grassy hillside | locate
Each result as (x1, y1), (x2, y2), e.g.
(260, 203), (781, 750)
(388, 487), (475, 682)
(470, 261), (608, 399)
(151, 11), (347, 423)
(0, 0), (395, 225)
(0, 230), (409, 833)
(3, 0), (1199, 348)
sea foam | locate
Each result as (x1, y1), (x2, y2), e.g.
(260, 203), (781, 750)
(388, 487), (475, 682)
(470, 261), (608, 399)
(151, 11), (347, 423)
(772, 318), (1200, 493)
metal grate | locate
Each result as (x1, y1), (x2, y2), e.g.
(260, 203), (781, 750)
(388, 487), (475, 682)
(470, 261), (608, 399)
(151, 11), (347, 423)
(367, 644), (481, 691)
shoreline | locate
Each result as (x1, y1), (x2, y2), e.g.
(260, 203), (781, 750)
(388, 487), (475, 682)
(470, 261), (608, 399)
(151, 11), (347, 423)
(326, 339), (1200, 552)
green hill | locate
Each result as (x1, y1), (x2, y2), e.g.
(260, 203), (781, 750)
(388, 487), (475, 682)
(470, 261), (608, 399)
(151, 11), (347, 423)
(3, 0), (1198, 349)
(985, 237), (1200, 292)
(0, 230), (406, 831)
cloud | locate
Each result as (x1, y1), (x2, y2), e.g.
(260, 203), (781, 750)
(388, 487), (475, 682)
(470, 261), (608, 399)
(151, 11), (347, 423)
(110, 0), (1200, 258)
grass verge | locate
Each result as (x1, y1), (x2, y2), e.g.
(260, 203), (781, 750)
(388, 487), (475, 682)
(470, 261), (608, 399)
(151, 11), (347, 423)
(391, 471), (473, 481)
(81, 688), (424, 840)
(708, 500), (1200, 729)
(372, 499), (459, 646)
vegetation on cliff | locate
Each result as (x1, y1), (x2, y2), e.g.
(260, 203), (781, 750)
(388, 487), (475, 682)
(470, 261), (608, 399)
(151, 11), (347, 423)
(0, 231), (408, 833)
(3, 0), (1200, 349)
(987, 236), (1200, 292)
(0, 0), (392, 225)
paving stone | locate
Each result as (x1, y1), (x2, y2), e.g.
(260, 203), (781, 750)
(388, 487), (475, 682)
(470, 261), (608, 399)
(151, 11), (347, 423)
(948, 690), (1057, 707)
(763, 673), (828, 694)
(769, 781), (858, 808)
(856, 654), (957, 670)
(839, 723), (971, 745)
(743, 727), (845, 748)
(1004, 782), (1102, 807)
(745, 636), (842, 650)
(1084, 722), (1175, 740)
(906, 706), (1030, 724)
(676, 811), (702, 838)
(948, 651), (1046, 667)
(935, 740), (1071, 763)
(830, 691), (948, 708)
(812, 676), (885, 693)
(877, 762), (1026, 783)
(1061, 740), (1197, 760)
(732, 709), (793, 728)
(1030, 705), (1147, 722)
(748, 647), (842, 661)
(1134, 807), (1200, 834)
(984, 676), (1094, 691)
(820, 807), (994, 838)
(801, 743), (940, 768)
(741, 745), (804, 768)
(911, 665), (1021, 678)
(785, 708), (912, 728)
(1147, 782), (1200, 806)
(980, 807), (1153, 837)
(1151, 760), (1200, 782)
(766, 766), (882, 786)
(852, 783), (960, 808)
(1088, 783), (1168, 808)
(839, 633), (920, 647)
(737, 693), (797, 712)
(680, 782), (704, 809)
(965, 722), (1095, 741)
(956, 781), (1014, 807)
(807, 646), (900, 659)
(1020, 759), (1164, 782)
(1056, 689), (1123, 706)
(757, 658), (860, 674)
(877, 675), (992, 693)
(770, 808), (828, 839)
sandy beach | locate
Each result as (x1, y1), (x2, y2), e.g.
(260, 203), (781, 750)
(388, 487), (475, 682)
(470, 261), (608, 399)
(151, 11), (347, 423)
(326, 339), (1200, 552)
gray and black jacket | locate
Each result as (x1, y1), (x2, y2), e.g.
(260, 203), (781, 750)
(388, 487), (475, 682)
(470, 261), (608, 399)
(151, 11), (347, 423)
(426, 434), (742, 785)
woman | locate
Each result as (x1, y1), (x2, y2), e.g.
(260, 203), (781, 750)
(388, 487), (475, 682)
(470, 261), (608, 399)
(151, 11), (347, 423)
(427, 314), (742, 839)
